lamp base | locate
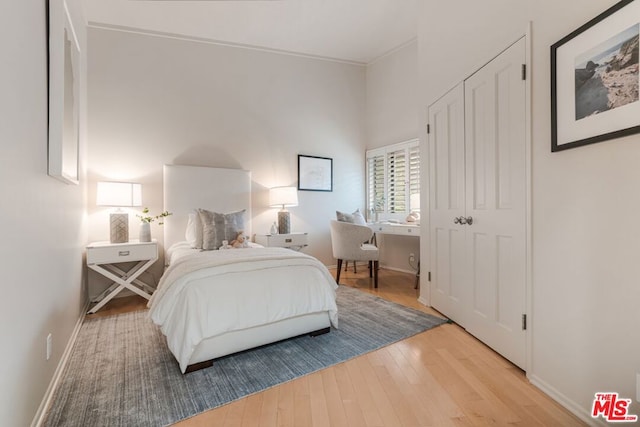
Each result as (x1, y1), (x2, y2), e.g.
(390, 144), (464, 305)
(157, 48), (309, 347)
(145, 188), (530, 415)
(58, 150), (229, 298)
(277, 210), (291, 234)
(110, 212), (129, 243)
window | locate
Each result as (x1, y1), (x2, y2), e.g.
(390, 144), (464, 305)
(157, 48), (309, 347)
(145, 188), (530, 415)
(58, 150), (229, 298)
(366, 139), (420, 220)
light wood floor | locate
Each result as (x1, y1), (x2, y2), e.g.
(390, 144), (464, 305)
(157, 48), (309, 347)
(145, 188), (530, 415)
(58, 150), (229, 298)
(88, 267), (586, 426)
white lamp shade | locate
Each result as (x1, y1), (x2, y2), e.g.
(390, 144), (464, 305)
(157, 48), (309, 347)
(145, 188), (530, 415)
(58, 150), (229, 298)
(96, 182), (142, 207)
(269, 186), (298, 208)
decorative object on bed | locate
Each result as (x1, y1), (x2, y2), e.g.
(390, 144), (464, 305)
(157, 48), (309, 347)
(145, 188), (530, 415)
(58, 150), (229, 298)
(229, 231), (248, 248)
(551, 0), (640, 151)
(298, 154), (333, 191)
(96, 181), (142, 243)
(137, 207), (172, 242)
(330, 220), (379, 287)
(269, 186), (298, 234)
(42, 285), (447, 427)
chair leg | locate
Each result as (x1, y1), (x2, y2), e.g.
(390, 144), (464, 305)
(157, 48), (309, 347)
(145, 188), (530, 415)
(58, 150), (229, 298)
(415, 261), (420, 289)
(368, 261), (373, 278)
(336, 259), (343, 284)
(345, 261), (357, 273)
(374, 261), (379, 288)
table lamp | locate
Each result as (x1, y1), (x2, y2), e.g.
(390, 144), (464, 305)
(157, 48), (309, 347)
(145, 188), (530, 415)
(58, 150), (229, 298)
(97, 181), (142, 243)
(269, 186), (298, 234)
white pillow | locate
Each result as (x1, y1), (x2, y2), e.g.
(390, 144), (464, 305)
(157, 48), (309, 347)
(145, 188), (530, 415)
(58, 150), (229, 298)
(352, 209), (366, 225)
(185, 212), (203, 249)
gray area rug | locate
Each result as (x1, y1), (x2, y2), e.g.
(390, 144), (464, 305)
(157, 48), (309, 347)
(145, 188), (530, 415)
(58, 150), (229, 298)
(44, 285), (446, 426)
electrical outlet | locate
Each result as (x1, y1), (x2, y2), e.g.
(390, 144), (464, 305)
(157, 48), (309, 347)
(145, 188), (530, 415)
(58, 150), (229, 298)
(46, 334), (52, 361)
(409, 253), (415, 263)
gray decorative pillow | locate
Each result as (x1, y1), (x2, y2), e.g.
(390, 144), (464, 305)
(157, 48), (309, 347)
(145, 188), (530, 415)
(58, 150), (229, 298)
(198, 209), (246, 250)
(336, 210), (354, 223)
(336, 209), (366, 225)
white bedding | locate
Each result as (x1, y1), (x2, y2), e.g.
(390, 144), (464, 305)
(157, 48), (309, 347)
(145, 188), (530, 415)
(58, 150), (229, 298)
(148, 244), (339, 373)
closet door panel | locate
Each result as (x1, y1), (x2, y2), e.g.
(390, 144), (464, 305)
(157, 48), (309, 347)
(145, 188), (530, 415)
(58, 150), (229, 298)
(428, 83), (467, 323)
(464, 38), (527, 369)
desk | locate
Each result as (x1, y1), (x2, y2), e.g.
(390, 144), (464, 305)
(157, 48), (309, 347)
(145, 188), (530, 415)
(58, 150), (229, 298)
(369, 222), (420, 288)
(369, 222), (420, 237)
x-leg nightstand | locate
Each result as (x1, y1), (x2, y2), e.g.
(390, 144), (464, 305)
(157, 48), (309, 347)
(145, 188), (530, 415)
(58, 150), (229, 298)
(86, 240), (158, 314)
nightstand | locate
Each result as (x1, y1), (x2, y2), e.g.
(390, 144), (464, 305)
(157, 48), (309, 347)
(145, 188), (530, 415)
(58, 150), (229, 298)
(86, 240), (158, 314)
(254, 232), (308, 250)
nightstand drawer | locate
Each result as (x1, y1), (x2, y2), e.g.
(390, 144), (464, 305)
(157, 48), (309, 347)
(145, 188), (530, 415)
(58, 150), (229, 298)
(87, 242), (158, 265)
(255, 233), (308, 248)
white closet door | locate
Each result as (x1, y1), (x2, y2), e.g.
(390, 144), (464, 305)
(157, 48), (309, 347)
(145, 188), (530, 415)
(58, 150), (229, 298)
(464, 38), (527, 368)
(428, 38), (527, 369)
(428, 83), (467, 324)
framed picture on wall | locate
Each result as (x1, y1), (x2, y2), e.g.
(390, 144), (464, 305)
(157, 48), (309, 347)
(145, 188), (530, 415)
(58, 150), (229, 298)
(47, 0), (81, 184)
(298, 155), (333, 192)
(551, 0), (640, 152)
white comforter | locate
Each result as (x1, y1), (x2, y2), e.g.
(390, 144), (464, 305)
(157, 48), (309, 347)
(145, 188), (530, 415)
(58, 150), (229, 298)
(148, 245), (338, 372)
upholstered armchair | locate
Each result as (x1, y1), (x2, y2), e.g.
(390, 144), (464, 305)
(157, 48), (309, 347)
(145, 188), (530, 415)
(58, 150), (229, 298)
(329, 220), (379, 287)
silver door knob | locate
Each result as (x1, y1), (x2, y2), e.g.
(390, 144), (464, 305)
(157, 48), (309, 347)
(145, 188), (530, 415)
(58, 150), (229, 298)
(464, 216), (473, 225)
(454, 217), (461, 224)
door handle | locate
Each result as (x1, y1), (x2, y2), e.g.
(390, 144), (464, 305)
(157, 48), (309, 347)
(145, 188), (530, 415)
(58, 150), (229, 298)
(453, 216), (473, 225)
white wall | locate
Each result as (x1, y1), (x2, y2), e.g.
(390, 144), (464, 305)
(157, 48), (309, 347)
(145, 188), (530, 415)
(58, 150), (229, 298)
(86, 28), (367, 294)
(365, 41), (421, 274)
(366, 40), (419, 149)
(418, 0), (640, 422)
(0, 0), (87, 425)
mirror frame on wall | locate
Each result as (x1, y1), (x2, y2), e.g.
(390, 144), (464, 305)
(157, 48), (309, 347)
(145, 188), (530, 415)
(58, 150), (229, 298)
(47, 0), (80, 185)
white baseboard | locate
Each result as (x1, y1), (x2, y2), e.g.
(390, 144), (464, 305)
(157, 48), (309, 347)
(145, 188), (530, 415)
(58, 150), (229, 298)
(417, 295), (430, 307)
(31, 301), (90, 427)
(379, 264), (417, 275)
(528, 373), (604, 427)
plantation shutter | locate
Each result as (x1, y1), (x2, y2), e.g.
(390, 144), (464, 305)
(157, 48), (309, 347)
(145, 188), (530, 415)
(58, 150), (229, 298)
(387, 149), (407, 213)
(408, 142), (420, 209)
(367, 154), (385, 213)
(366, 139), (420, 219)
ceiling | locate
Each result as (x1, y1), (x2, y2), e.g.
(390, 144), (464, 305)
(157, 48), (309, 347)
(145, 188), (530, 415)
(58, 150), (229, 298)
(84, 0), (419, 65)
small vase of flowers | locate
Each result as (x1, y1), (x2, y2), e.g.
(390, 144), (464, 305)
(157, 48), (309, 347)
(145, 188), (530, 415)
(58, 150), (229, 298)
(137, 208), (172, 242)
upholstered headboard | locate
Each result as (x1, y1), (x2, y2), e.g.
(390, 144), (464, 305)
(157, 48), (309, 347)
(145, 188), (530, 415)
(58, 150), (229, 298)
(163, 165), (252, 251)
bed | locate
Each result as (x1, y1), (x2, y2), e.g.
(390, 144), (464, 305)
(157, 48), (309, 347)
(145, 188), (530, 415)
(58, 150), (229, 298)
(148, 165), (338, 373)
